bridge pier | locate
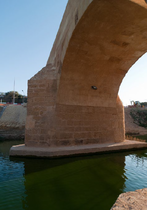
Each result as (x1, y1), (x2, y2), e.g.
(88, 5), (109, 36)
(10, 0), (147, 157)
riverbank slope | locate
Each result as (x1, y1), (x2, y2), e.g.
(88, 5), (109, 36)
(125, 107), (147, 135)
(0, 105), (27, 140)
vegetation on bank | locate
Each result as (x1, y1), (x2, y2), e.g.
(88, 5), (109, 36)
(126, 134), (147, 142)
(140, 102), (147, 107)
(0, 91), (27, 103)
(135, 134), (147, 141)
(126, 107), (147, 142)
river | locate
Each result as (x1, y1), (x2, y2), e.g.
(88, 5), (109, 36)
(1, 140), (147, 210)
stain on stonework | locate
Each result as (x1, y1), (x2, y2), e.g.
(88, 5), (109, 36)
(111, 40), (129, 47)
(121, 30), (134, 36)
(108, 56), (122, 63)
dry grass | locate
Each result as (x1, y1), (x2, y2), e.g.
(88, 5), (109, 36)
(126, 135), (146, 142)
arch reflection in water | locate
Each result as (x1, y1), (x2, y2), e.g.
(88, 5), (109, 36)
(0, 140), (25, 210)
(23, 154), (126, 210)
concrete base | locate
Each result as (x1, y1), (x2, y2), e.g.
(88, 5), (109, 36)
(10, 140), (147, 158)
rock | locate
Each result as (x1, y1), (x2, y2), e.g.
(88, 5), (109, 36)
(111, 188), (147, 210)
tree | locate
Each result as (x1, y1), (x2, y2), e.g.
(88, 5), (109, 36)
(2, 91), (27, 103)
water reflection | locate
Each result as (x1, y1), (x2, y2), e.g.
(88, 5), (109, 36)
(1, 140), (147, 210)
(22, 153), (126, 210)
(124, 152), (147, 192)
(0, 140), (25, 210)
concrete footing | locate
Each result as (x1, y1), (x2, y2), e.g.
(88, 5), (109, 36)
(9, 140), (147, 158)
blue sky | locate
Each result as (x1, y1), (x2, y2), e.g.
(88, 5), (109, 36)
(0, 1), (147, 105)
(0, 0), (68, 96)
(119, 53), (147, 106)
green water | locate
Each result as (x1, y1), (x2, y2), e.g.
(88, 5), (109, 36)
(1, 140), (147, 210)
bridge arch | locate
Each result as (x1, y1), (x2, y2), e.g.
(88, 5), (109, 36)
(25, 0), (147, 147)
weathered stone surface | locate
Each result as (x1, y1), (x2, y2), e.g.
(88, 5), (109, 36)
(23, 0), (147, 149)
(111, 188), (147, 210)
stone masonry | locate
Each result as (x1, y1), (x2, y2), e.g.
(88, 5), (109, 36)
(25, 0), (147, 148)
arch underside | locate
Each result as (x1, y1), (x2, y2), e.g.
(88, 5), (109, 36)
(25, 0), (147, 147)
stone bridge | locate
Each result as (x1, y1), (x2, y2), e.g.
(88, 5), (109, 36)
(10, 0), (147, 157)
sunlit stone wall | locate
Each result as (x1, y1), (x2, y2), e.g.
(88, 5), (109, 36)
(25, 0), (147, 147)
